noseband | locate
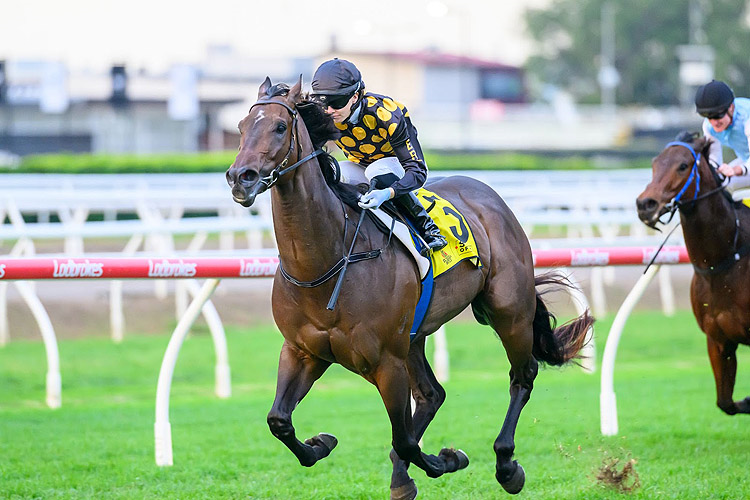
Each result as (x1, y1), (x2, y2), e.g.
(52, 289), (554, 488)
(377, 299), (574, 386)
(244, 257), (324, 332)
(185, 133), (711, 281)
(247, 98), (325, 193)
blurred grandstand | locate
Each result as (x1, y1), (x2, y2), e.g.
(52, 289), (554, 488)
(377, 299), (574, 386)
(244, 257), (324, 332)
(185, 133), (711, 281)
(0, 48), (701, 159)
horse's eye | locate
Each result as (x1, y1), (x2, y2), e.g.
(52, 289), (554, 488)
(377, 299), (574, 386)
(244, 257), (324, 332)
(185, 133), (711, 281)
(276, 123), (287, 134)
(678, 162), (689, 172)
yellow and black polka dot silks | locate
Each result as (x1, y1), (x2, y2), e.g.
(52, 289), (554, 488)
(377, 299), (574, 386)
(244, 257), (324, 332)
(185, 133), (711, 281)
(333, 93), (410, 165)
(333, 92), (428, 197)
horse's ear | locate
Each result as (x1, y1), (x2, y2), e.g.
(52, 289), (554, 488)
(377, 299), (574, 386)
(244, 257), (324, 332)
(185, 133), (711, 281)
(258, 77), (272, 99)
(695, 135), (712, 156)
(287, 74), (303, 103)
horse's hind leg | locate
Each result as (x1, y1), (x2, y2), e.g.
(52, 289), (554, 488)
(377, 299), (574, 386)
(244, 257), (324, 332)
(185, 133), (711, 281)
(494, 354), (538, 494)
(266, 341), (335, 466)
(390, 339), (459, 500)
(377, 352), (468, 483)
(486, 312), (538, 495)
(706, 338), (750, 414)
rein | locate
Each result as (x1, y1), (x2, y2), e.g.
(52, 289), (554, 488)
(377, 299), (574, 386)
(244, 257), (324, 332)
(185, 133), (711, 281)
(278, 199), (381, 288)
(251, 97), (381, 297)
(659, 141), (749, 276)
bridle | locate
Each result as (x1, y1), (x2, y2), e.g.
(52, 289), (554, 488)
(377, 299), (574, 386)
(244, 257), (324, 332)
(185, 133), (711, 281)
(661, 141), (726, 220)
(654, 141), (750, 275)
(246, 98), (325, 194)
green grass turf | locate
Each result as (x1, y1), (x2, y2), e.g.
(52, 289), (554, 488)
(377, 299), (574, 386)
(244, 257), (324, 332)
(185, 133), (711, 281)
(2, 311), (750, 499)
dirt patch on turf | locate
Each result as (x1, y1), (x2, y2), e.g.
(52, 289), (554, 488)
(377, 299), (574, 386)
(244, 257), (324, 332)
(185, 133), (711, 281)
(596, 455), (641, 493)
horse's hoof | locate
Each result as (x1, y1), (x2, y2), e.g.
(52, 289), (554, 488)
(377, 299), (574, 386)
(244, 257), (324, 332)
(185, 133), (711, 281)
(304, 432), (338, 459)
(438, 448), (470, 472)
(736, 397), (750, 413)
(315, 432), (338, 451)
(390, 478), (418, 500)
(455, 449), (470, 470)
(497, 462), (525, 495)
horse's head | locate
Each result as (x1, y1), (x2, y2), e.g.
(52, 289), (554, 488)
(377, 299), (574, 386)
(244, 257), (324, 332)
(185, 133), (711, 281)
(636, 133), (713, 229)
(226, 76), (303, 207)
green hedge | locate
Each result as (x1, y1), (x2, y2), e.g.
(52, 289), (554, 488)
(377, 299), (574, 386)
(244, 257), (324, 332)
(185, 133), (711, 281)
(0, 150), (646, 174)
(9, 152), (238, 174)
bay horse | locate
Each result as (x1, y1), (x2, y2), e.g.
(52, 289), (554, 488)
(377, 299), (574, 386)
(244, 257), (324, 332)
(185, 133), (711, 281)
(636, 132), (750, 415)
(226, 77), (593, 499)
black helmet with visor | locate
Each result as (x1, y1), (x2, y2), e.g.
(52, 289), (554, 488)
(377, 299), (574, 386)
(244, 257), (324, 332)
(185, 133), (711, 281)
(311, 58), (364, 109)
(695, 80), (735, 119)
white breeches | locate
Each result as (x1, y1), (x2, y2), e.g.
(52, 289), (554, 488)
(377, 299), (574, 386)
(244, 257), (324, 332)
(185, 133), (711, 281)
(338, 157), (405, 185)
(724, 174), (750, 196)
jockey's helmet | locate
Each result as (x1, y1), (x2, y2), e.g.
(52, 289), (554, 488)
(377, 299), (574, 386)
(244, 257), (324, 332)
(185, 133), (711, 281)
(695, 80), (735, 117)
(311, 59), (364, 108)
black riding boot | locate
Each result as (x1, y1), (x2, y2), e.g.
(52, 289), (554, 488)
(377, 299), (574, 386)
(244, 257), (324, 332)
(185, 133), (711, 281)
(394, 192), (448, 255)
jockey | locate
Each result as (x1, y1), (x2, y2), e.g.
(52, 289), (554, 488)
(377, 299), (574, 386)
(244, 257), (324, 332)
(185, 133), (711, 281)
(310, 58), (448, 254)
(695, 80), (750, 194)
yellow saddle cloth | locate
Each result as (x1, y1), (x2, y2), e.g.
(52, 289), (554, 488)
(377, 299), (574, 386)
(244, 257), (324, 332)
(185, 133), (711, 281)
(415, 188), (482, 277)
(743, 199), (750, 208)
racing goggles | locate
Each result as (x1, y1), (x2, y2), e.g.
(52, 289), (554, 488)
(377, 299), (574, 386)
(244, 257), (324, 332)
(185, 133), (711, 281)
(700, 109), (728, 120)
(313, 93), (354, 110)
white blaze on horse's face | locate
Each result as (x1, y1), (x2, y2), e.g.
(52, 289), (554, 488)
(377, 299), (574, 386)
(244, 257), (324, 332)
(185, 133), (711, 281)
(254, 109), (266, 125)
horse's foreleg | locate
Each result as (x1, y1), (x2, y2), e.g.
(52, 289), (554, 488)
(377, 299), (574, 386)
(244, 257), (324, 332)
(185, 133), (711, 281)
(493, 356), (538, 495)
(389, 340), (452, 500)
(377, 354), (467, 483)
(706, 338), (750, 414)
(267, 341), (334, 466)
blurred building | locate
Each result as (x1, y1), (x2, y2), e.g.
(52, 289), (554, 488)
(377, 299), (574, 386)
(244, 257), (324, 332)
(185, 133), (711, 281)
(0, 51), (699, 156)
(0, 54), (312, 157)
(312, 50), (526, 121)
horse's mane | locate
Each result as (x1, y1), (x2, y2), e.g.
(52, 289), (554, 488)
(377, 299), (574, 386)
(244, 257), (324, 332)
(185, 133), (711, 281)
(296, 98), (365, 210)
(674, 130), (701, 144)
(296, 99), (339, 149)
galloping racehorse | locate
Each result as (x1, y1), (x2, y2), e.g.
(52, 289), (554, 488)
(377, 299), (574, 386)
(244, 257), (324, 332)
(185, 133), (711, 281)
(226, 77), (593, 499)
(637, 133), (750, 415)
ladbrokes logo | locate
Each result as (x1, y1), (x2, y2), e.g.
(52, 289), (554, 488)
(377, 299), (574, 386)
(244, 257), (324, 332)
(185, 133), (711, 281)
(644, 249), (680, 265)
(148, 259), (197, 278)
(0, 264), (5, 279)
(239, 258), (277, 277)
(52, 259), (104, 278)
(570, 250), (609, 267)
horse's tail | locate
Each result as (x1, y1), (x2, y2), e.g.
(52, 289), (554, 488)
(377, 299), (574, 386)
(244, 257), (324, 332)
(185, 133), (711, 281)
(531, 271), (595, 366)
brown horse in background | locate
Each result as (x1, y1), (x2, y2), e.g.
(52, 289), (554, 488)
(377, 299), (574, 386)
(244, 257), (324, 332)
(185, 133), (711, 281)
(226, 77), (593, 499)
(637, 133), (750, 415)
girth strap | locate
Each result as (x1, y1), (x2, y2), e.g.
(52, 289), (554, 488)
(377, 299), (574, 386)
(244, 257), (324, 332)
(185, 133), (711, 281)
(279, 250), (382, 287)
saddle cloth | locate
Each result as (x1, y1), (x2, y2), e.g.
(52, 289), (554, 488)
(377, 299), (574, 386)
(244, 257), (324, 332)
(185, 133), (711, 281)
(414, 187), (482, 277)
(369, 188), (482, 279)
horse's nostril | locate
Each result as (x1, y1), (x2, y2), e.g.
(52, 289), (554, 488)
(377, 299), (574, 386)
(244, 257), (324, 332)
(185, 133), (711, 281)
(240, 169), (258, 185)
(636, 198), (658, 213)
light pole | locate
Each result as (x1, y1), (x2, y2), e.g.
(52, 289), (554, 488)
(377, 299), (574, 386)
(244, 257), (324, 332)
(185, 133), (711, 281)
(597, 2), (619, 115)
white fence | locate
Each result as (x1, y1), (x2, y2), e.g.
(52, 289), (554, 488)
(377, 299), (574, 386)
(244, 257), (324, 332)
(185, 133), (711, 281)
(2, 169), (684, 341)
(1, 169), (657, 246)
